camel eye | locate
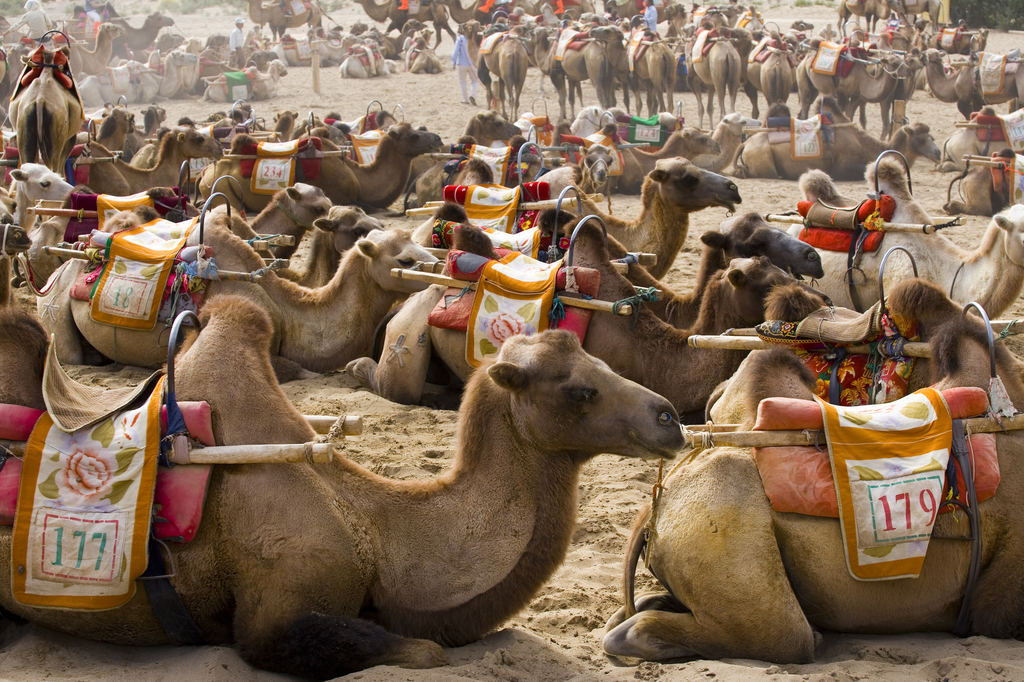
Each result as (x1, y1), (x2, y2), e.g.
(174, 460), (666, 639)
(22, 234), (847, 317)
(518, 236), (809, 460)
(397, 257), (415, 268)
(808, 251), (820, 261)
(566, 386), (597, 403)
(40, 181), (50, 189)
(354, 229), (368, 238)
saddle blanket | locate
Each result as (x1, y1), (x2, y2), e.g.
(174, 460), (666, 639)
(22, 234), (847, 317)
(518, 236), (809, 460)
(797, 226), (883, 253)
(627, 30), (653, 72)
(90, 218), (197, 330)
(108, 65), (132, 94)
(736, 9), (761, 29)
(237, 137), (324, 194)
(224, 70), (252, 102)
(351, 129), (382, 165)
(940, 27), (960, 50)
(971, 112), (1006, 141)
(443, 183), (521, 232)
(96, 191), (154, 231)
(554, 28), (586, 60)
(979, 52), (1007, 96)
(438, 180), (551, 240)
(282, 35), (313, 61)
(690, 29), (711, 63)
(480, 31), (508, 55)
(615, 113), (679, 147)
(432, 220), (544, 259)
(450, 144), (513, 188)
(752, 388), (999, 527)
(811, 41), (842, 76)
(514, 114), (554, 146)
(11, 378), (164, 609)
(63, 190), (189, 244)
(999, 108), (1024, 152)
(467, 252), (559, 367)
(791, 116), (823, 160)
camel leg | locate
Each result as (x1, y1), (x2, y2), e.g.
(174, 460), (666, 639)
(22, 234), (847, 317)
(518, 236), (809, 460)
(37, 261), (85, 365)
(603, 452), (815, 663)
(550, 70), (567, 120)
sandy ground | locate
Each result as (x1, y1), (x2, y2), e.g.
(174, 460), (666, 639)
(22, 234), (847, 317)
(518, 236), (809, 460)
(5, 2), (1024, 680)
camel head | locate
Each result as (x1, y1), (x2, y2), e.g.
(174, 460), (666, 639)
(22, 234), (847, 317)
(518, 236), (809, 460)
(0, 219), (31, 255)
(590, 25), (626, 55)
(385, 122), (442, 157)
(10, 163), (73, 205)
(167, 50), (199, 68)
(483, 330), (683, 460)
(719, 112), (758, 138)
(313, 205), (383, 255)
(145, 12), (176, 30)
(709, 212), (824, 279)
(889, 123), (941, 165)
(991, 205), (1024, 272)
(680, 127), (721, 157)
(466, 111), (520, 146)
(714, 256), (795, 328)
(143, 105), (166, 132)
(277, 183), (331, 229)
(99, 107), (134, 137)
(97, 23), (127, 40)
(355, 227), (437, 294)
(268, 59), (289, 78)
(176, 128), (223, 160)
(647, 158), (741, 213)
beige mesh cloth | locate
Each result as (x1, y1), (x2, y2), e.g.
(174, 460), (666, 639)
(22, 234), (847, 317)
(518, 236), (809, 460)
(42, 338), (164, 433)
(793, 302), (884, 345)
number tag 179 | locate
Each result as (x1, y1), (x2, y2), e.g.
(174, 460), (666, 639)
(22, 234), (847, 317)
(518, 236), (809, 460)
(852, 472), (945, 549)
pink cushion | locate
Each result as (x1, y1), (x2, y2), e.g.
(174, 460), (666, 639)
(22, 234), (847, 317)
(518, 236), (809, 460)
(0, 457), (22, 525)
(0, 404), (44, 440)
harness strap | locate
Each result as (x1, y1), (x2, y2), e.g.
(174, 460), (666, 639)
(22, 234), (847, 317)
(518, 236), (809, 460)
(826, 346), (848, 405)
(845, 225), (868, 313)
(950, 418), (983, 637)
(140, 535), (206, 645)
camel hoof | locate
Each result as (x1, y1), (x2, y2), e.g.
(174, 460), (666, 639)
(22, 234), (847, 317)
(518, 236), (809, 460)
(345, 357), (378, 391)
(394, 638), (447, 669)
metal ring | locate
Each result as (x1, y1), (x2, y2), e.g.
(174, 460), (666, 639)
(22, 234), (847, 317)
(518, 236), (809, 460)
(231, 99), (247, 117)
(306, 110), (315, 134)
(366, 99), (383, 117)
(178, 160), (191, 193)
(39, 29), (73, 47)
(166, 310), (201, 396)
(531, 97), (548, 117)
(86, 118), (95, 141)
(525, 123), (538, 144)
(599, 110), (616, 130)
(516, 141), (544, 186)
(199, 192), (231, 244)
(116, 95), (127, 107)
(566, 214), (608, 267)
(877, 246), (918, 315)
(556, 185), (583, 218)
(873, 150), (913, 197)
(392, 103), (405, 122)
(961, 302), (998, 379)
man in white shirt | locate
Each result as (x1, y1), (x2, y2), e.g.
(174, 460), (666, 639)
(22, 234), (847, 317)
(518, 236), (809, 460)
(643, 0), (658, 33)
(229, 17), (245, 68)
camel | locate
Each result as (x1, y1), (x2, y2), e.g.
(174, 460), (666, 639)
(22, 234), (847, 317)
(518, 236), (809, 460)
(93, 107), (135, 154)
(929, 26), (987, 55)
(351, 0), (455, 47)
(1, 292), (682, 677)
(624, 128), (721, 183)
(603, 301), (1024, 664)
(211, 183), (333, 261)
(839, 0), (890, 34)
(478, 28), (529, 120)
(69, 23), (126, 77)
(406, 35), (443, 74)
(689, 31), (741, 129)
(797, 161), (1024, 316)
(630, 38), (676, 115)
(277, 205), (384, 288)
(692, 111), (757, 173)
(734, 101), (941, 180)
(203, 60), (288, 101)
(111, 11), (176, 56)
(245, 0), (321, 41)
(0, 306), (46, 410)
(555, 26), (628, 114)
(84, 129), (222, 196)
(157, 50), (202, 99)
(922, 49), (984, 120)
(77, 60), (162, 108)
(746, 34), (796, 117)
(943, 148), (1014, 217)
(199, 124), (441, 212)
(938, 107), (1008, 173)
(0, 220), (32, 304)
(463, 109), (520, 145)
(10, 45), (85, 175)
(338, 41), (390, 78)
(9, 163), (72, 229)
(350, 218), (790, 418)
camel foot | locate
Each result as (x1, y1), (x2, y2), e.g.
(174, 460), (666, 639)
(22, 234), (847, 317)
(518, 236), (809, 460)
(604, 592), (687, 632)
(346, 357), (379, 392)
(603, 611), (701, 661)
(271, 356), (319, 383)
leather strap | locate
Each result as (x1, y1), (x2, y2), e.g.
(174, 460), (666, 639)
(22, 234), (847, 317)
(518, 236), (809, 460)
(141, 536), (205, 645)
(826, 347), (848, 405)
(845, 225), (868, 313)
(950, 419), (983, 637)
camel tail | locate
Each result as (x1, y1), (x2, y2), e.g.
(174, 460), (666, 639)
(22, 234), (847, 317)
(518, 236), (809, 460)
(623, 501), (653, 618)
(767, 65), (783, 107)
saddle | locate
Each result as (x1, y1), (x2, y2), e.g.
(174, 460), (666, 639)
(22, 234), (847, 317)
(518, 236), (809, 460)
(236, 137), (324, 184)
(62, 188), (190, 243)
(442, 180), (549, 234)
(614, 112), (681, 147)
(971, 111), (1006, 142)
(793, 194), (895, 254)
(2, 143), (91, 185)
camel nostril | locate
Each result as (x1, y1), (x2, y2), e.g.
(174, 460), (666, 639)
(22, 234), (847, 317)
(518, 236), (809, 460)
(658, 411), (674, 426)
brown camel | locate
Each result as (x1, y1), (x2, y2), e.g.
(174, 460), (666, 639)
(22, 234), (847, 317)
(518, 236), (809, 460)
(921, 49), (984, 120)
(407, 36), (443, 74)
(350, 218), (791, 419)
(0, 307), (46, 410)
(929, 26), (987, 55)
(41, 220), (436, 373)
(85, 129), (222, 196)
(276, 205), (384, 288)
(199, 124), (442, 212)
(391, 3), (456, 46)
(631, 38), (676, 115)
(577, 158), (742, 280)
(94, 106), (135, 153)
(210, 183), (333, 261)
(0, 221), (32, 305)
(604, 290), (1024, 664)
(245, 0), (321, 42)
(734, 101), (941, 180)
(692, 111), (754, 173)
(556, 26), (628, 114)
(10, 45), (85, 175)
(838, 0), (890, 34)
(111, 12), (176, 54)
(0, 298), (682, 677)
(479, 28), (529, 120)
(689, 31), (741, 129)
(463, 109), (520, 146)
(626, 128), (722, 180)
(798, 162), (1024, 316)
(746, 34), (796, 117)
(69, 23), (126, 77)
(944, 149), (1015, 217)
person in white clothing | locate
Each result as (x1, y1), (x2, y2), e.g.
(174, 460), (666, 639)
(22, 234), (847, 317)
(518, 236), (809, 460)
(5, 0), (52, 42)
(451, 25), (479, 106)
(642, 0), (658, 33)
(229, 17), (245, 68)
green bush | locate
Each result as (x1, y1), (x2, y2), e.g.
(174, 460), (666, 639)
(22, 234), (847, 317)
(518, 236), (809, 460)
(954, 0), (1024, 30)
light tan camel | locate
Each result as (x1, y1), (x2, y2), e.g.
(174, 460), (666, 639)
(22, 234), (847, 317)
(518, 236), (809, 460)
(351, 218), (791, 418)
(922, 49), (984, 120)
(937, 107), (1006, 173)
(746, 35), (795, 115)
(10, 45), (85, 175)
(69, 23), (126, 76)
(692, 111), (754, 173)
(734, 100), (941, 180)
(479, 28), (529, 120)
(0, 300), (682, 677)
(556, 26), (628, 113)
(943, 150), (1012, 217)
(631, 39), (676, 115)
(245, 0), (321, 42)
(797, 163), (1024, 316)
(690, 33), (741, 129)
(604, 302), (1024, 664)
(85, 130), (223, 196)
(277, 205), (384, 288)
(40, 220), (435, 373)
(628, 128), (722, 178)
(838, 0), (889, 34)
(407, 36), (443, 73)
(199, 124), (442, 212)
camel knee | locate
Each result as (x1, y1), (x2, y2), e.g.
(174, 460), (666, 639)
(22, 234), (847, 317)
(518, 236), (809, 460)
(345, 357), (379, 393)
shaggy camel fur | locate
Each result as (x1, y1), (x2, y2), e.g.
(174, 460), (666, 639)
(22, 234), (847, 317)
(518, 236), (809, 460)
(85, 129), (223, 195)
(69, 23), (126, 76)
(478, 28), (529, 120)
(350, 220), (791, 420)
(277, 205), (384, 288)
(944, 147), (1015, 217)
(463, 109), (521, 145)
(576, 158), (742, 280)
(798, 163), (1024, 316)
(734, 101), (941, 180)
(11, 45), (85, 175)
(199, 124), (442, 212)
(0, 309), (682, 678)
(42, 221), (435, 372)
(604, 302), (1024, 664)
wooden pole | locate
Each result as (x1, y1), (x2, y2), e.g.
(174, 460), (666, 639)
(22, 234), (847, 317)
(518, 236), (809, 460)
(764, 213), (960, 234)
(405, 197), (588, 217)
(686, 334), (932, 357)
(312, 40), (322, 94)
(305, 415), (363, 436)
(183, 442), (334, 464)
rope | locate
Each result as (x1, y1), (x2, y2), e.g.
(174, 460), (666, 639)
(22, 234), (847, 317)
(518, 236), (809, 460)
(275, 202), (315, 230)
(616, 252), (640, 265)
(612, 286), (659, 329)
(930, 217), (961, 231)
(549, 296), (566, 325)
(996, 319), (1020, 341)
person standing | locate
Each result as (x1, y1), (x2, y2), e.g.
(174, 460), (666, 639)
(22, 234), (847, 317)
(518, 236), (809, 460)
(452, 25), (478, 106)
(643, 0), (658, 33)
(229, 17), (245, 68)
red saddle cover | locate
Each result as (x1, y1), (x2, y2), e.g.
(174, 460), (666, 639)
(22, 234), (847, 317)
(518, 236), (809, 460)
(795, 195), (895, 253)
(238, 136), (323, 181)
(972, 112), (1006, 141)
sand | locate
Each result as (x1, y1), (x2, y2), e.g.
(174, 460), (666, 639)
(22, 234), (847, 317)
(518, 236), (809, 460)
(4, 2), (1024, 680)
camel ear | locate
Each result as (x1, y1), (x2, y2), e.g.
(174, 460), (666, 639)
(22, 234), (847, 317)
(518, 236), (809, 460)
(995, 214), (1014, 232)
(285, 186), (301, 201)
(682, 129), (692, 139)
(312, 217), (335, 231)
(9, 169), (27, 183)
(649, 169), (669, 184)
(488, 362), (528, 391)
(727, 268), (747, 287)
(177, 132), (186, 142)
(700, 231), (730, 249)
(356, 238), (379, 258)
(388, 127), (400, 139)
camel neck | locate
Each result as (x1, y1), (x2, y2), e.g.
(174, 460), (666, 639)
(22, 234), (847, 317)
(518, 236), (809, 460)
(350, 138), (413, 207)
(708, 126), (742, 173)
(954, 225), (1024, 316)
(249, 199), (310, 260)
(925, 62), (960, 103)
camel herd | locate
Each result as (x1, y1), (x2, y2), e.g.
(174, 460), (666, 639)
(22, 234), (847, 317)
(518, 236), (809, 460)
(3, 0), (1024, 679)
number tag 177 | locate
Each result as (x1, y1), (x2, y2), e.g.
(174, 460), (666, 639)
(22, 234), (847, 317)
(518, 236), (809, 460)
(36, 511), (123, 585)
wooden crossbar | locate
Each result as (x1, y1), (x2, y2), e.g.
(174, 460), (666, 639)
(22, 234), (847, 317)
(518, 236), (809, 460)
(963, 155), (1016, 167)
(41, 246), (274, 282)
(764, 213), (961, 234)
(405, 196), (585, 217)
(222, 150), (349, 159)
(422, 248), (656, 268)
(686, 334), (932, 357)
(742, 122), (858, 133)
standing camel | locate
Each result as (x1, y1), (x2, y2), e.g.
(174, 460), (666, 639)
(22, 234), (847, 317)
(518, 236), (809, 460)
(922, 48), (1015, 120)
(479, 28), (528, 120)
(245, 0), (321, 41)
(631, 38), (676, 115)
(746, 34), (795, 118)
(690, 31), (741, 129)
(838, 0), (889, 34)
(556, 26), (628, 115)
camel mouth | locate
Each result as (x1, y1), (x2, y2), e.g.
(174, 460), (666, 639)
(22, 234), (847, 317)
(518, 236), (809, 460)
(627, 430), (679, 460)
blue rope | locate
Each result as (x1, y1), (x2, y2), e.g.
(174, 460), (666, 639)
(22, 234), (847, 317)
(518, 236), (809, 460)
(876, 335), (907, 361)
(549, 296), (566, 326)
(612, 286), (659, 329)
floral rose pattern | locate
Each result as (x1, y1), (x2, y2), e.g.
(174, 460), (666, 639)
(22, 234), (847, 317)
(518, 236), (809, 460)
(485, 311), (527, 347)
(55, 446), (118, 508)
